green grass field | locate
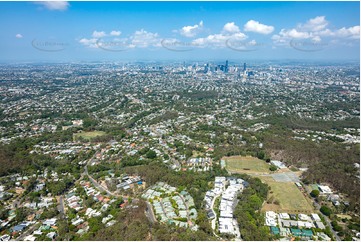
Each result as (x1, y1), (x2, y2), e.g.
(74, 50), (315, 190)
(73, 131), (106, 141)
(261, 177), (314, 213)
(224, 155), (270, 173)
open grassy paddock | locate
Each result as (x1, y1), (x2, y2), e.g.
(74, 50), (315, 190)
(73, 131), (107, 141)
(224, 155), (270, 174)
(260, 177), (314, 213)
(224, 155), (314, 213)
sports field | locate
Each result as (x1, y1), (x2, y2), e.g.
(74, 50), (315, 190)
(260, 176), (314, 213)
(224, 155), (270, 173)
(73, 131), (106, 141)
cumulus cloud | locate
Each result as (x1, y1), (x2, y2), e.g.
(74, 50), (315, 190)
(298, 16), (328, 32)
(248, 39), (257, 46)
(179, 21), (204, 37)
(35, 1), (69, 11)
(130, 29), (160, 48)
(79, 38), (98, 48)
(244, 20), (274, 34)
(110, 30), (121, 36)
(92, 31), (106, 38)
(193, 23), (247, 48)
(281, 29), (310, 39)
(15, 34), (23, 39)
(272, 16), (360, 46)
(312, 36), (322, 43)
(79, 29), (162, 49)
(222, 22), (241, 34)
(335, 26), (360, 39)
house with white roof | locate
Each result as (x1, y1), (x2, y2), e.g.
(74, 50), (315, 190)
(318, 185), (332, 194)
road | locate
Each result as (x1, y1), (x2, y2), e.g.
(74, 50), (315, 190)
(159, 198), (169, 219)
(210, 194), (221, 239)
(83, 151), (119, 197)
(304, 185), (341, 241)
(58, 195), (65, 218)
(313, 200), (341, 241)
(179, 194), (191, 223)
(16, 223), (38, 240)
(12, 194), (27, 210)
(145, 201), (157, 224)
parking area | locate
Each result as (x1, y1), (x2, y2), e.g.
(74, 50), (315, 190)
(271, 172), (300, 183)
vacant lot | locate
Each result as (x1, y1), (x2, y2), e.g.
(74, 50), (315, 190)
(224, 155), (270, 174)
(73, 131), (106, 141)
(261, 177), (314, 213)
(224, 155), (313, 213)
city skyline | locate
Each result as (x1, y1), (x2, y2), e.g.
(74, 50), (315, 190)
(0, 1), (360, 62)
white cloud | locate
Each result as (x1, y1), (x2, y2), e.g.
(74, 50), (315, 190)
(92, 31), (106, 38)
(179, 21), (204, 37)
(192, 21), (248, 48)
(312, 36), (322, 43)
(15, 34), (23, 39)
(222, 22), (240, 34)
(192, 32), (247, 48)
(272, 28), (310, 45)
(317, 29), (334, 37)
(130, 29), (160, 48)
(298, 16), (328, 32)
(35, 1), (69, 11)
(248, 39), (257, 46)
(272, 16), (360, 46)
(79, 29), (162, 49)
(79, 38), (98, 48)
(282, 29), (310, 39)
(244, 20), (274, 34)
(335, 26), (360, 39)
(110, 30), (121, 36)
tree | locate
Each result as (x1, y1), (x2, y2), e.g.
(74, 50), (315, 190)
(310, 189), (320, 198)
(320, 206), (332, 216)
(15, 207), (29, 223)
(83, 117), (98, 130)
(146, 150), (157, 159)
(269, 164), (277, 171)
(84, 196), (96, 208)
(40, 207), (59, 220)
(0, 209), (9, 220)
(257, 150), (265, 160)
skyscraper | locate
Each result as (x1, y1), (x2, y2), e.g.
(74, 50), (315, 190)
(225, 60), (229, 73)
(204, 63), (209, 73)
(243, 62), (246, 72)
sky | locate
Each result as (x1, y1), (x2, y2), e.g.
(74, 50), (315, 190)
(0, 1), (360, 62)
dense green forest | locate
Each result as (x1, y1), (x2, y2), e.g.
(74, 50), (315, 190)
(233, 174), (271, 241)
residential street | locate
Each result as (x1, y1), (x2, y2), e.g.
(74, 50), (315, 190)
(304, 185), (341, 241)
(83, 152), (119, 197)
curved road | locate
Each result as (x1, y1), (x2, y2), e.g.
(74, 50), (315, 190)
(83, 152), (120, 198)
(210, 194), (221, 239)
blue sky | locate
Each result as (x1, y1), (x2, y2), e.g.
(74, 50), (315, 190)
(0, 1), (359, 62)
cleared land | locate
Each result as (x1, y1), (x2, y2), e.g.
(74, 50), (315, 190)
(260, 176), (314, 213)
(73, 131), (106, 141)
(224, 155), (270, 174)
(224, 155), (314, 213)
